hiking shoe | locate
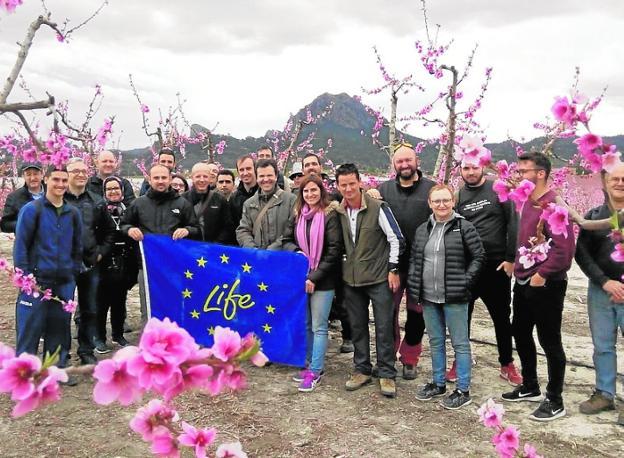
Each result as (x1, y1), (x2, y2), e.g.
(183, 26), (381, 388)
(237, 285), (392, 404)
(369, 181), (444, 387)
(402, 364), (417, 380)
(298, 370), (321, 392)
(415, 382), (447, 401)
(441, 389), (472, 410)
(446, 361), (457, 383)
(293, 369), (324, 383)
(340, 339), (354, 353)
(500, 362), (523, 386)
(502, 384), (542, 402)
(345, 372), (372, 391)
(94, 340), (112, 354)
(112, 336), (129, 347)
(579, 391), (615, 415)
(379, 378), (396, 398)
(529, 398), (566, 422)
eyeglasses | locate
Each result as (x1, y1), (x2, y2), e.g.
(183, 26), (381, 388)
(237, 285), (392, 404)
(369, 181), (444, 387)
(392, 142), (413, 153)
(68, 169), (89, 175)
(514, 168), (543, 175)
(608, 177), (624, 183)
(430, 198), (452, 206)
(105, 187), (121, 192)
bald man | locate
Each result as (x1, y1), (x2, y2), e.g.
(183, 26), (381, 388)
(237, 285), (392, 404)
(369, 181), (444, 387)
(181, 162), (234, 244)
(87, 150), (136, 205)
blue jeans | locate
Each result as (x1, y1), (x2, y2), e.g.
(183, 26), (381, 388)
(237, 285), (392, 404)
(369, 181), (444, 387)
(306, 289), (334, 373)
(587, 281), (624, 399)
(423, 301), (472, 392)
(16, 282), (75, 368)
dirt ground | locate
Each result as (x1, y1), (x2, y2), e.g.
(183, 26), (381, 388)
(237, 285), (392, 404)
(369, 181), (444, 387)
(0, 235), (622, 458)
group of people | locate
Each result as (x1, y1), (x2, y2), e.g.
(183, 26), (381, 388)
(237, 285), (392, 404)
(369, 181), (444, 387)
(2, 143), (622, 425)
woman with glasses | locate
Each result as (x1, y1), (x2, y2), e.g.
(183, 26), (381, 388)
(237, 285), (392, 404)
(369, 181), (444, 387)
(94, 176), (139, 353)
(408, 184), (484, 410)
(171, 173), (189, 194)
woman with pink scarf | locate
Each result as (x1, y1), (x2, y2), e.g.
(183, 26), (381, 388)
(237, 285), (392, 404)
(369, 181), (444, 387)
(284, 174), (343, 392)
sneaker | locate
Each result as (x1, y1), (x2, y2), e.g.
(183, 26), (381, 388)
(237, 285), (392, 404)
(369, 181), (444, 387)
(340, 339), (354, 353)
(379, 378), (396, 398)
(293, 369), (324, 383)
(500, 362), (523, 386)
(112, 336), (129, 347)
(415, 382), (447, 401)
(579, 391), (615, 415)
(298, 370), (321, 392)
(441, 389), (472, 410)
(501, 384), (542, 402)
(446, 361), (457, 383)
(529, 398), (566, 422)
(402, 364), (417, 380)
(345, 372), (372, 391)
(94, 340), (112, 354)
(80, 353), (98, 365)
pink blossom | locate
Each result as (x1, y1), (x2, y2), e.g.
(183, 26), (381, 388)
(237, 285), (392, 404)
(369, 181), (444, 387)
(610, 243), (624, 262)
(56, 33), (65, 43)
(93, 346), (143, 406)
(0, 343), (16, 367)
(140, 104), (150, 113)
(496, 160), (510, 180)
(216, 442), (248, 458)
(126, 352), (180, 390)
(518, 246), (536, 269)
(493, 180), (511, 202)
(211, 326), (242, 362)
(0, 353), (41, 400)
(509, 180), (535, 207)
(12, 366), (67, 417)
(574, 133), (602, 153)
(542, 204), (570, 238)
(130, 399), (179, 441)
(177, 422), (217, 458)
(150, 428), (180, 458)
(477, 398), (504, 428)
(0, 0), (23, 14)
(0, 257), (8, 271)
(163, 363), (213, 401)
(478, 149), (492, 167)
(63, 299), (78, 313)
(602, 150), (622, 173)
(41, 289), (53, 301)
(140, 317), (198, 366)
(551, 96), (576, 127)
(581, 149), (603, 173)
(492, 426), (520, 458)
(250, 350), (269, 367)
(523, 443), (543, 458)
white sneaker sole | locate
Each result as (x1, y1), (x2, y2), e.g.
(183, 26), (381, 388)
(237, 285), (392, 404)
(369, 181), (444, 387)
(441, 398), (473, 410)
(529, 408), (566, 422)
(502, 393), (543, 403)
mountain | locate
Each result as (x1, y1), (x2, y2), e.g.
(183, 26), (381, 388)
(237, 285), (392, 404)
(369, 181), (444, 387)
(120, 93), (624, 175)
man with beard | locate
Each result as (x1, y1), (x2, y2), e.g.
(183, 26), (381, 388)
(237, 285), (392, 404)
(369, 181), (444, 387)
(230, 155), (259, 229)
(1, 163), (45, 233)
(216, 170), (236, 201)
(454, 162), (521, 386)
(87, 150), (135, 206)
(501, 152), (575, 422)
(374, 144), (435, 380)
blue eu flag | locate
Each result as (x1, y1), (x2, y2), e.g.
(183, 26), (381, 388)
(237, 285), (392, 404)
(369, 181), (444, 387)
(141, 234), (308, 366)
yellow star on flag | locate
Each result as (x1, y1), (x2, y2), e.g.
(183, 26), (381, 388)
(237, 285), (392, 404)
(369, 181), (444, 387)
(196, 256), (207, 267)
(258, 282), (268, 292)
(190, 309), (200, 319)
(220, 254), (229, 264)
(266, 304), (275, 314)
(207, 326), (215, 335)
(262, 323), (272, 333)
(184, 270), (194, 279)
(242, 262), (252, 273)
(182, 288), (192, 298)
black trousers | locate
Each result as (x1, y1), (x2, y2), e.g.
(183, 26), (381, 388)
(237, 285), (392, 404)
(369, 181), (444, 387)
(329, 278), (352, 340)
(467, 261), (514, 366)
(512, 280), (567, 403)
(96, 273), (128, 341)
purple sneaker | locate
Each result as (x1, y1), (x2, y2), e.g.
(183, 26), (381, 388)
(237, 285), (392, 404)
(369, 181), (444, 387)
(298, 370), (321, 392)
(293, 368), (324, 382)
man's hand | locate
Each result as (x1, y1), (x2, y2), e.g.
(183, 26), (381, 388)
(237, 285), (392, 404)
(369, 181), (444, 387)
(128, 227), (144, 241)
(529, 272), (546, 287)
(603, 280), (624, 302)
(366, 189), (382, 200)
(497, 261), (514, 278)
(388, 272), (400, 292)
(305, 279), (316, 294)
(172, 228), (190, 240)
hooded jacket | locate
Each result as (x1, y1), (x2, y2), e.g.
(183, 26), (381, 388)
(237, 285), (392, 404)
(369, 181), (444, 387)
(181, 188), (234, 244)
(1, 185), (44, 233)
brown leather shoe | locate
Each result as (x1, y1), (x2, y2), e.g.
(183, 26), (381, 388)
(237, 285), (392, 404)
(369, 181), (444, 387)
(345, 372), (372, 391)
(380, 378), (396, 398)
(579, 391), (615, 415)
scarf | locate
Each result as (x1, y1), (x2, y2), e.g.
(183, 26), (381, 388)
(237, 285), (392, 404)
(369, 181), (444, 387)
(296, 204), (325, 271)
(103, 176), (126, 221)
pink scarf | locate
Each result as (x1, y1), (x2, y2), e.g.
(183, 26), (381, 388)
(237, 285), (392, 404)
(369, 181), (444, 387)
(296, 204), (325, 271)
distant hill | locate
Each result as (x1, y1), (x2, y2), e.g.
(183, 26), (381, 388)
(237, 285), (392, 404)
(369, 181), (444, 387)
(120, 92), (624, 175)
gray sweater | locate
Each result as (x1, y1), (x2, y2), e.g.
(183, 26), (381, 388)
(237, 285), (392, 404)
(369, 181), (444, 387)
(422, 218), (448, 303)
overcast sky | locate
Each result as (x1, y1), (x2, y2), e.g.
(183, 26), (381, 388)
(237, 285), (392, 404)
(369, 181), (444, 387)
(1, 0), (623, 149)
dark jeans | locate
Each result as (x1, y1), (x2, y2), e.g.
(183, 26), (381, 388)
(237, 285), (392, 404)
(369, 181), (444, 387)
(15, 282), (74, 368)
(468, 261), (514, 366)
(344, 281), (396, 379)
(75, 266), (99, 359)
(512, 280), (567, 403)
(329, 278), (352, 340)
(97, 274), (128, 341)
(393, 272), (425, 365)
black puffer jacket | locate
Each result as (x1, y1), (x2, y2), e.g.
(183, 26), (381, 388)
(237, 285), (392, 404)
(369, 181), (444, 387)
(282, 205), (344, 291)
(120, 188), (201, 239)
(230, 182), (258, 230)
(1, 185), (40, 233)
(408, 214), (485, 304)
(181, 188), (234, 244)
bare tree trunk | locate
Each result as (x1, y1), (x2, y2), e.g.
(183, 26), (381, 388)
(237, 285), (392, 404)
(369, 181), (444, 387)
(432, 65), (458, 183)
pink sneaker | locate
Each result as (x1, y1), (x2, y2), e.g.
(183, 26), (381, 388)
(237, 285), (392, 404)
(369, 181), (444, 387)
(445, 361), (457, 383)
(298, 370), (321, 392)
(500, 362), (523, 386)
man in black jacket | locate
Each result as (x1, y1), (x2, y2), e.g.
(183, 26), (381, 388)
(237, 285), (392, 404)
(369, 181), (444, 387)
(87, 150), (136, 205)
(455, 163), (521, 386)
(139, 148), (177, 196)
(121, 164), (201, 322)
(182, 162), (234, 244)
(373, 144), (435, 380)
(1, 162), (45, 233)
(230, 155), (258, 230)
(576, 164), (624, 425)
(257, 145), (286, 190)
(65, 157), (116, 365)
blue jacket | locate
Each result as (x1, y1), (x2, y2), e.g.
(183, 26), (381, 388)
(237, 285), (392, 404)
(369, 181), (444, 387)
(13, 197), (83, 288)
